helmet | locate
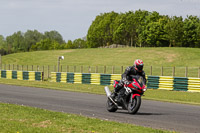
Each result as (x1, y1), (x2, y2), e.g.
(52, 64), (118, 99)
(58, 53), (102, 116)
(134, 59), (144, 72)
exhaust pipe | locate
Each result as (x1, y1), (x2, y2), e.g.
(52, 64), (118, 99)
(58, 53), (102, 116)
(104, 86), (111, 97)
(104, 86), (118, 107)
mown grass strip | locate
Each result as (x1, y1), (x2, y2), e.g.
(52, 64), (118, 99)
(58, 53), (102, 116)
(0, 103), (173, 133)
(0, 78), (199, 105)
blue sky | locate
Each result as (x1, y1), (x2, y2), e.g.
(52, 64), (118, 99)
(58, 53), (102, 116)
(0, 0), (200, 41)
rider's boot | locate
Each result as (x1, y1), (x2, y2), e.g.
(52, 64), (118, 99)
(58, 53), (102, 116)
(111, 84), (123, 101)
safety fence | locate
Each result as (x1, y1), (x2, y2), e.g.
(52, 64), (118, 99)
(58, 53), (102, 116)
(51, 72), (200, 92)
(1, 64), (200, 79)
(0, 70), (43, 81)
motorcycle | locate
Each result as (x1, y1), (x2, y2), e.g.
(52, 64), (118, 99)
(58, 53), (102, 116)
(104, 75), (147, 114)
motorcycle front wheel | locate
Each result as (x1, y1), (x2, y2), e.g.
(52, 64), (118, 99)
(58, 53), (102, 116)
(127, 95), (141, 114)
(106, 98), (118, 112)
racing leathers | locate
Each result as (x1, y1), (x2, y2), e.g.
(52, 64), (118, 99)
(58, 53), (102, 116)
(114, 66), (146, 93)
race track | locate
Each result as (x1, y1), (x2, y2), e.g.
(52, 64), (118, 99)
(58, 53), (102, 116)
(0, 84), (199, 133)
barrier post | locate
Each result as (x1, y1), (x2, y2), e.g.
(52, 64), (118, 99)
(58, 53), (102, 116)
(48, 65), (49, 78)
(81, 66), (83, 73)
(161, 66), (163, 76)
(74, 66), (76, 73)
(185, 66), (188, 77)
(173, 67), (175, 77)
(88, 66), (91, 73)
(150, 66), (152, 75)
(95, 66), (98, 73)
(66, 65), (69, 72)
(121, 66), (123, 74)
(198, 67), (200, 78)
(112, 66), (114, 74)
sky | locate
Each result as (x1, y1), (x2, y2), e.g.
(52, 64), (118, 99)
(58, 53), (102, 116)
(0, 0), (200, 41)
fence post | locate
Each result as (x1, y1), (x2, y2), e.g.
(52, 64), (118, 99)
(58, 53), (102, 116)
(43, 66), (44, 73)
(161, 66), (163, 76)
(74, 66), (76, 73)
(4, 64), (6, 70)
(104, 66), (106, 74)
(37, 66), (39, 71)
(173, 67), (175, 77)
(61, 65), (62, 72)
(185, 66), (188, 77)
(199, 67), (200, 78)
(22, 65), (24, 71)
(88, 66), (91, 73)
(66, 65), (69, 72)
(121, 66), (123, 74)
(95, 66), (98, 73)
(13, 64), (14, 70)
(81, 66), (83, 73)
(112, 66), (114, 74)
(8, 64), (10, 70)
(48, 65), (49, 78)
(150, 66), (152, 75)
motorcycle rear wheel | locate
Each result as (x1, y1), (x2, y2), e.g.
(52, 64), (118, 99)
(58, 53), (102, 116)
(127, 95), (141, 114)
(106, 98), (118, 112)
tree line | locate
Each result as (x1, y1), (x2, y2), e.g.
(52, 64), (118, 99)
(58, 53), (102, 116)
(87, 10), (200, 48)
(1, 9), (200, 55)
(0, 30), (87, 55)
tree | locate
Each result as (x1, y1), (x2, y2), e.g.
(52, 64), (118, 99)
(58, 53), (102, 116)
(183, 15), (200, 47)
(0, 35), (7, 55)
(44, 30), (65, 44)
(164, 16), (184, 47)
(6, 31), (25, 53)
(24, 30), (43, 51)
(134, 10), (150, 47)
(87, 11), (119, 48)
(73, 38), (87, 48)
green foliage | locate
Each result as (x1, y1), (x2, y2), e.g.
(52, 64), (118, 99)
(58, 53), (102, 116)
(87, 10), (200, 48)
(1, 10), (200, 56)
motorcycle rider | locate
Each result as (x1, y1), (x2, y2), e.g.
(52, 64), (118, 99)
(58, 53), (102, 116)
(112, 59), (146, 101)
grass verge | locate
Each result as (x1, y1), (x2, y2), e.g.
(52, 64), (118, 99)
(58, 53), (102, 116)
(0, 78), (199, 105)
(0, 103), (173, 133)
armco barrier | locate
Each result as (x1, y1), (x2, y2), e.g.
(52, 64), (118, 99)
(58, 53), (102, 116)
(51, 72), (121, 85)
(0, 70), (43, 81)
(51, 72), (200, 92)
(147, 76), (200, 92)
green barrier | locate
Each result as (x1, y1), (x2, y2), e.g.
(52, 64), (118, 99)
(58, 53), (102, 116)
(0, 70), (43, 81)
(51, 72), (200, 92)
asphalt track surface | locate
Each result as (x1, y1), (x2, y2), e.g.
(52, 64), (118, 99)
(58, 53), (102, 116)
(0, 84), (200, 133)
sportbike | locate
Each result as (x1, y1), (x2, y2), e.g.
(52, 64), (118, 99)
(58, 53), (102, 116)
(104, 75), (147, 114)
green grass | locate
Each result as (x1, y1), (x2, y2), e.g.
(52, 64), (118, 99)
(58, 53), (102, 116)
(0, 78), (199, 105)
(2, 47), (200, 66)
(0, 103), (173, 133)
(1, 47), (200, 78)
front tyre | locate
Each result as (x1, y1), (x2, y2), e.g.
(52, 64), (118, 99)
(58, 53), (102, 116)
(128, 95), (141, 114)
(106, 98), (118, 112)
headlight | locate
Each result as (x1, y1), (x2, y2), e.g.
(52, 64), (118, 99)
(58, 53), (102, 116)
(142, 88), (147, 92)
